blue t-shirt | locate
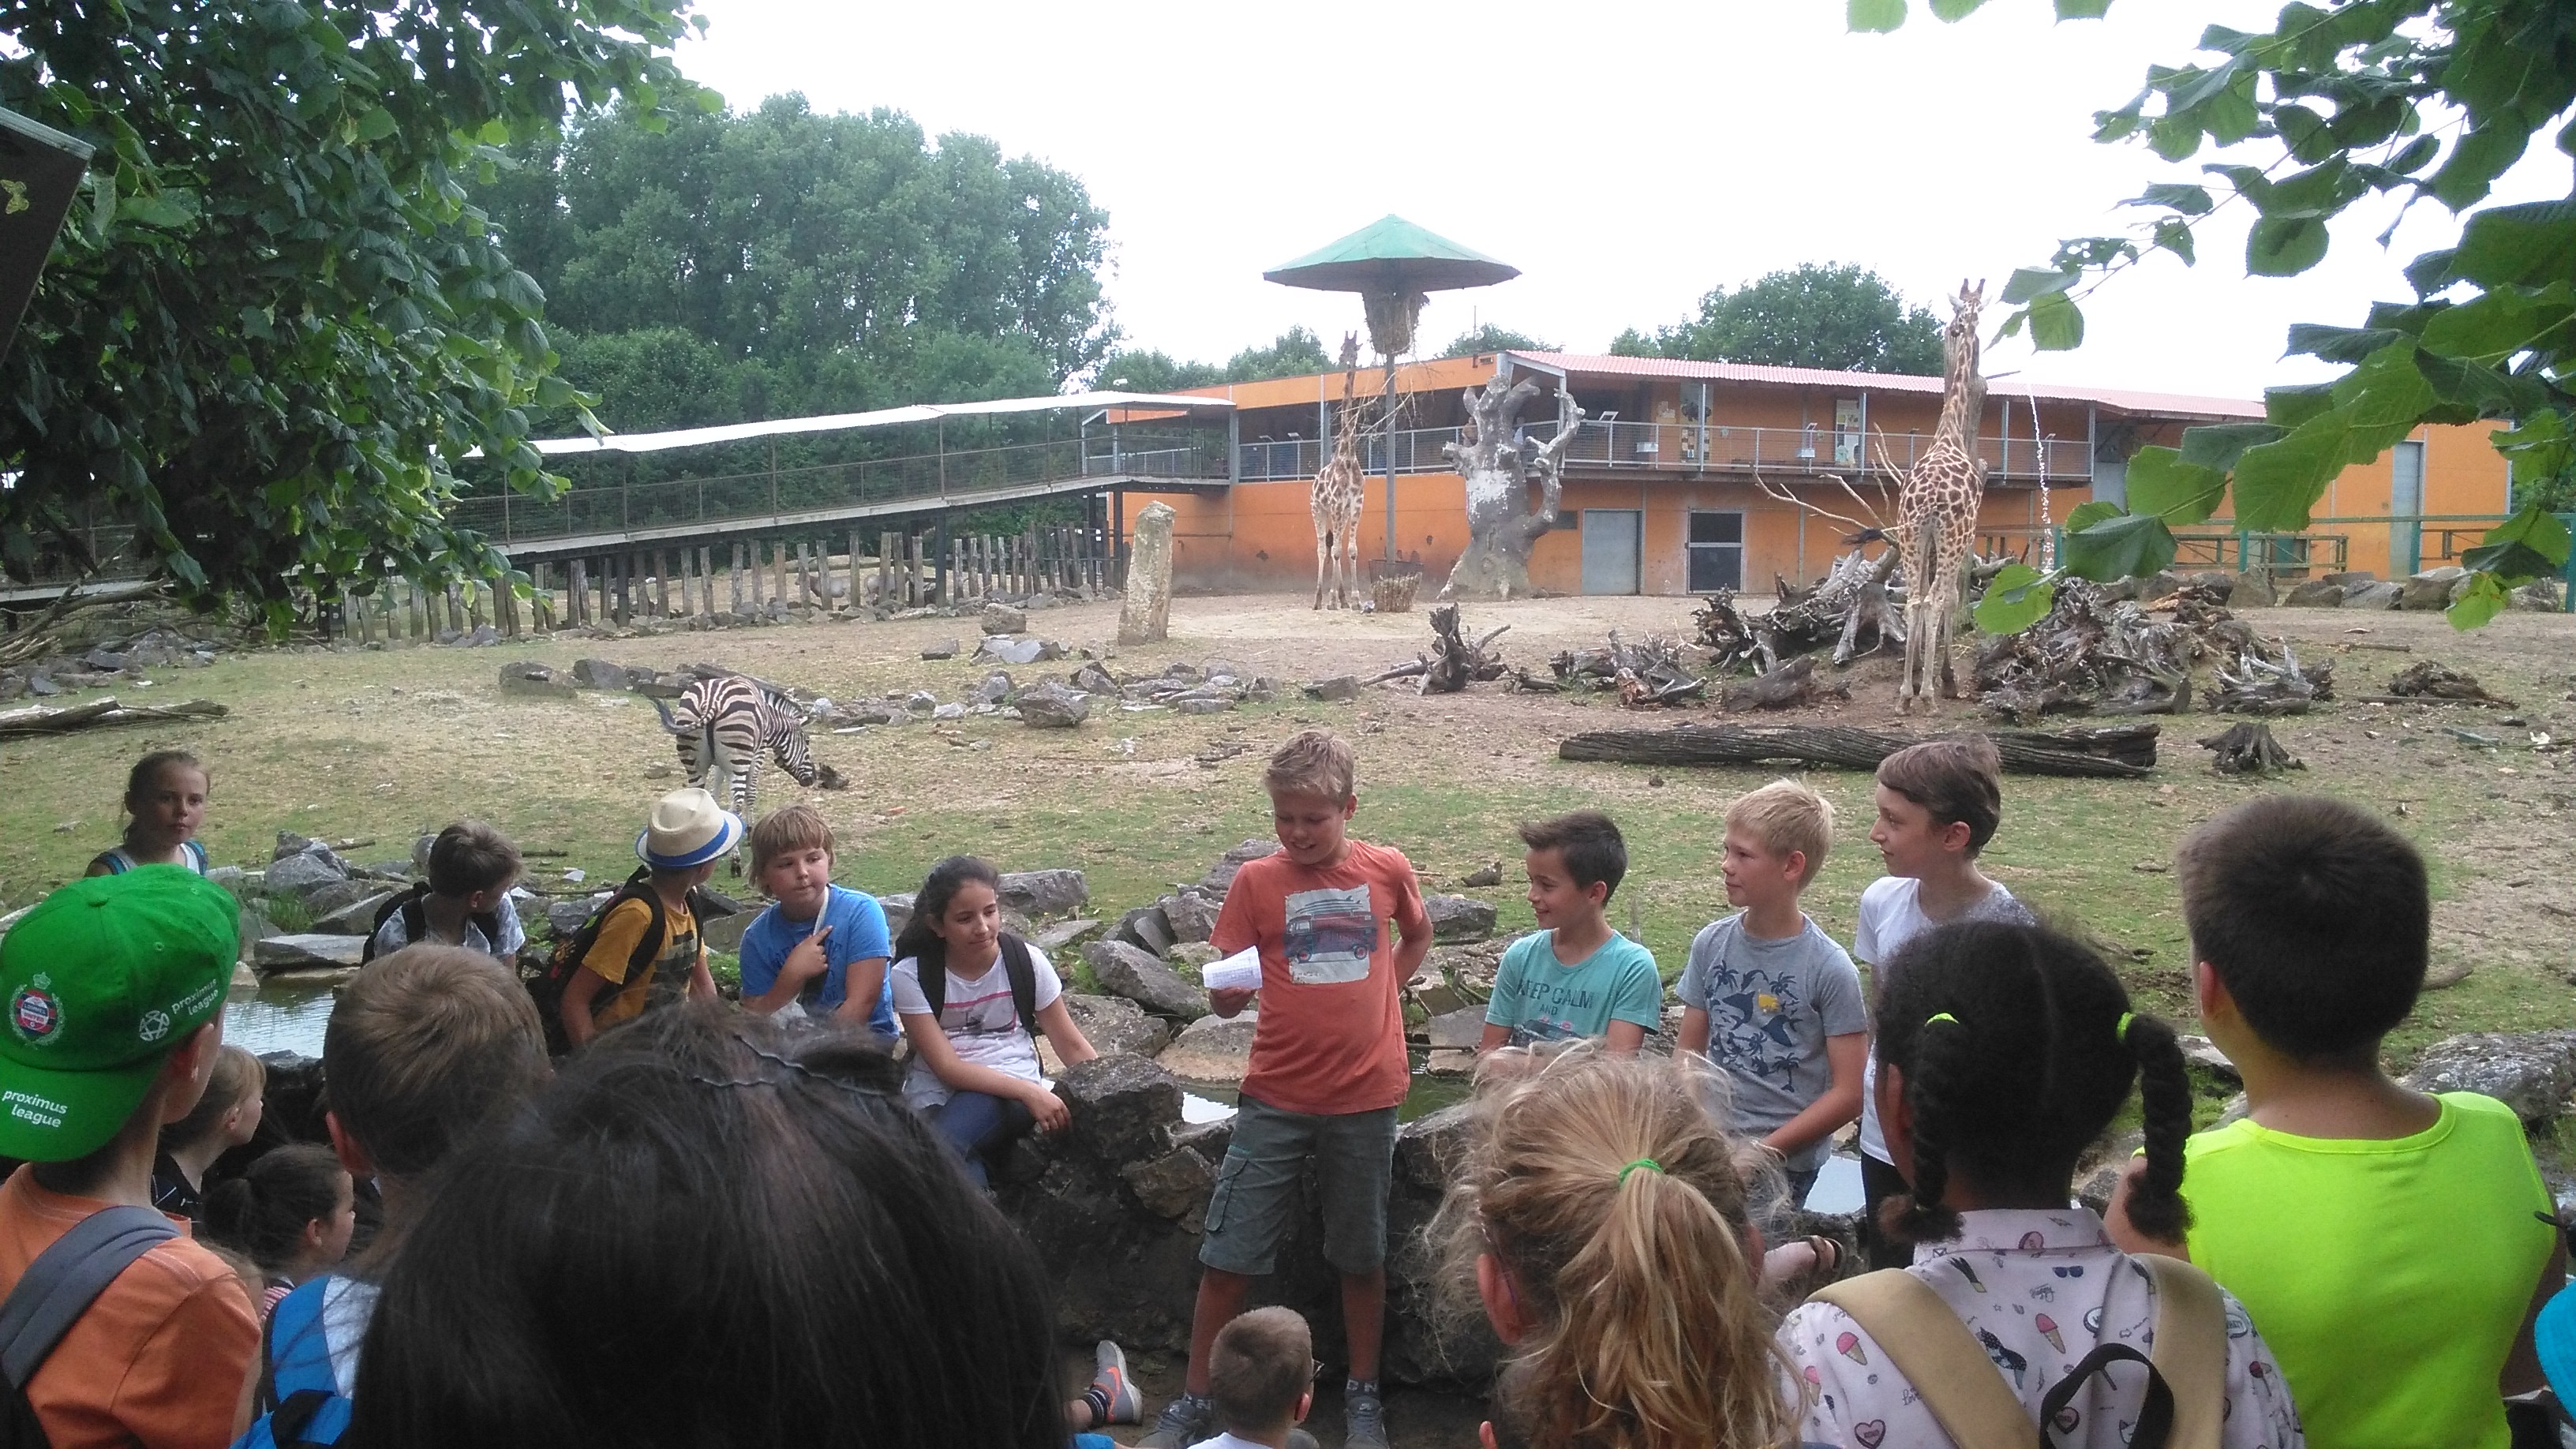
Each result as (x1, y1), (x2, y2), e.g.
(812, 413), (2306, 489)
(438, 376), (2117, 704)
(737, 885), (896, 1037)
(1484, 929), (1662, 1046)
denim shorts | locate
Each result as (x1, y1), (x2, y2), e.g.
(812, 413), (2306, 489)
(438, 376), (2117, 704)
(1198, 1092), (1399, 1276)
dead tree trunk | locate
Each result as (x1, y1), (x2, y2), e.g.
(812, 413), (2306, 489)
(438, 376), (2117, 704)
(1695, 548), (1904, 677)
(1559, 721), (2159, 777)
(1440, 376), (1582, 601)
(1719, 656), (1848, 711)
(2200, 721), (2303, 775)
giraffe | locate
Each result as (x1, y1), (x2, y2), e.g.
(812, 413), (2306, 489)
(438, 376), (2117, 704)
(1893, 280), (1988, 713)
(1311, 333), (1367, 610)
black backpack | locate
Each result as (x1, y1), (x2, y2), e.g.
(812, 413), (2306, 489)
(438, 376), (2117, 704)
(526, 868), (710, 1055)
(0, 1206), (178, 1449)
(358, 882), (504, 964)
(912, 933), (1043, 1042)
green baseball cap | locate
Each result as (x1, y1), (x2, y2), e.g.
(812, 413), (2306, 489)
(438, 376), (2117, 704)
(0, 869), (239, 1162)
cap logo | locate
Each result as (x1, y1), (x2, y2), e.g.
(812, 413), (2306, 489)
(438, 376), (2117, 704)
(137, 1009), (170, 1043)
(10, 986), (61, 1043)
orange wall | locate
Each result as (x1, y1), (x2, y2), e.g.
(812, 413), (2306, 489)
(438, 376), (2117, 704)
(2200, 422), (2510, 579)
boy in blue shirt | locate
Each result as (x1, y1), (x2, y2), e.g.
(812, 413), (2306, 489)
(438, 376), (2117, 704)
(737, 804), (895, 1043)
(1478, 811), (1661, 1054)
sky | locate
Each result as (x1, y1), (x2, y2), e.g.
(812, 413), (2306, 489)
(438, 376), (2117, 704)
(670, 0), (2567, 404)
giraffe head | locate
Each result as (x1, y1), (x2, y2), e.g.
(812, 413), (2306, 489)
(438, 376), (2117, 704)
(1945, 280), (1985, 376)
(1339, 331), (1361, 370)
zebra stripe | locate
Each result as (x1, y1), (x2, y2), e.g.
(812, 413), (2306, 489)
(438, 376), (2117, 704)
(650, 676), (818, 826)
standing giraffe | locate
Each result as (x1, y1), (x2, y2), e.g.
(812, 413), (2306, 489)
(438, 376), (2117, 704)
(1311, 334), (1367, 610)
(1893, 281), (1988, 712)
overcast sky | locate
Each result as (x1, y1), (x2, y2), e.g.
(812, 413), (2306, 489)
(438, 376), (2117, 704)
(672, 0), (2566, 403)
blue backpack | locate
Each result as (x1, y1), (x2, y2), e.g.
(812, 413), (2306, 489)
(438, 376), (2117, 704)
(234, 1278), (348, 1448)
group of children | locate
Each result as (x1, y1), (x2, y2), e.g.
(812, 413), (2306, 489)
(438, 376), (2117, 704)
(0, 728), (2564, 1449)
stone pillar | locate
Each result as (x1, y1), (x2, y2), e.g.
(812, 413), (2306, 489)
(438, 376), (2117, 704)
(1117, 501), (1176, 646)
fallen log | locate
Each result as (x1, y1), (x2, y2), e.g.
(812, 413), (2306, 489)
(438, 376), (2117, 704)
(1559, 721), (2158, 777)
(2200, 721), (2302, 775)
(0, 698), (229, 738)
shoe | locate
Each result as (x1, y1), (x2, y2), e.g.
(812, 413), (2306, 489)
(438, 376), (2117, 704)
(1342, 1387), (1390, 1449)
(1136, 1394), (1211, 1449)
(1091, 1340), (1143, 1426)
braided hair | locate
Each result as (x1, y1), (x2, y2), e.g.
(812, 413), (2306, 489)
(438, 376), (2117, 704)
(1874, 919), (2192, 1244)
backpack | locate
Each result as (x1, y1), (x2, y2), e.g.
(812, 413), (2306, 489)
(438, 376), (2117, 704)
(526, 868), (709, 1055)
(358, 883), (503, 964)
(1807, 1254), (2228, 1449)
(235, 1277), (346, 1449)
(912, 933), (1043, 1043)
(0, 1205), (178, 1449)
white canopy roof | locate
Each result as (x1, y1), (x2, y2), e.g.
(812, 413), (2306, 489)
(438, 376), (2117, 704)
(515, 390), (1234, 457)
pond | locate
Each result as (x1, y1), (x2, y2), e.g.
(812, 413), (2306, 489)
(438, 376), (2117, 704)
(223, 980), (336, 1058)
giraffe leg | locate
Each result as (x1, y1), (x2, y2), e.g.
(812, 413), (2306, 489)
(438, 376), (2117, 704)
(1314, 516), (1332, 610)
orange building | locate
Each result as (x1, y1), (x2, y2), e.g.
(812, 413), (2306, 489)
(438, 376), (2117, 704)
(1112, 351), (2512, 594)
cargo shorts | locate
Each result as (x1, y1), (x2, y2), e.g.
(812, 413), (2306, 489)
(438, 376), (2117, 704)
(1198, 1092), (1400, 1277)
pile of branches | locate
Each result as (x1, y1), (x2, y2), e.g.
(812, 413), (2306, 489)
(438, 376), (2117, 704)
(2206, 638), (2333, 715)
(1526, 630), (1704, 706)
(1694, 549), (1904, 677)
(1974, 580), (2207, 724)
(2378, 660), (2514, 706)
(1368, 605), (1509, 695)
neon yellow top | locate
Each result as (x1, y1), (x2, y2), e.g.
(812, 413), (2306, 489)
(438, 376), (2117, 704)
(2181, 1091), (2554, 1449)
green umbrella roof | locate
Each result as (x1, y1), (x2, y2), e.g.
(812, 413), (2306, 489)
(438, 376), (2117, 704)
(1262, 215), (1519, 294)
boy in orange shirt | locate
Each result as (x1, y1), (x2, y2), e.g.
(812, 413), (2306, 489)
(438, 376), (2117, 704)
(1140, 731), (1432, 1449)
(0, 870), (260, 1449)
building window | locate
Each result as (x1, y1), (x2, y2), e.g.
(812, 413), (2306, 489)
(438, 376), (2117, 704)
(1687, 510), (1744, 592)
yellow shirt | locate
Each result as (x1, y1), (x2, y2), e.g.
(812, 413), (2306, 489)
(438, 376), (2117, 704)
(2181, 1092), (2552, 1449)
(578, 894), (700, 1029)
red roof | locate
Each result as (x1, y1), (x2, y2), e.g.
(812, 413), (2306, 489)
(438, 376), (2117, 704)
(1505, 351), (2266, 421)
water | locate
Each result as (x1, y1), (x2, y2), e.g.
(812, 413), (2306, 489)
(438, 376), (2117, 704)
(224, 982), (336, 1058)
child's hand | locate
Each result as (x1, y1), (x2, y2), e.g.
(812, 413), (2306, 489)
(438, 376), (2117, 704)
(1025, 1084), (1071, 1134)
(781, 925), (833, 984)
(1208, 986), (1256, 1017)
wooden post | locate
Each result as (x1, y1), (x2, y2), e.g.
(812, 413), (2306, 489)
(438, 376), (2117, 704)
(772, 541), (789, 608)
(596, 557), (610, 626)
(700, 547), (716, 620)
(653, 551), (669, 617)
(727, 544), (742, 616)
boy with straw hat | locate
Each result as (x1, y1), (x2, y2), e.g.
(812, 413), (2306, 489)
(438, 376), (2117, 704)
(559, 788), (740, 1049)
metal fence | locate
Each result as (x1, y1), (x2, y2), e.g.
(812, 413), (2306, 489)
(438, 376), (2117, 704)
(1234, 419), (2088, 483)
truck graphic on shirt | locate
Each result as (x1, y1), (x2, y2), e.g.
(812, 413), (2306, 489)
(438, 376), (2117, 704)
(1282, 885), (1378, 985)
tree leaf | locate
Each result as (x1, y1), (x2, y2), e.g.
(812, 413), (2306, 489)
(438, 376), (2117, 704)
(2027, 291), (2085, 350)
(2001, 267), (2080, 303)
(2445, 571), (2510, 629)
(2451, 201), (2576, 289)
(2248, 215), (2330, 276)
(354, 107), (398, 142)
(2177, 422), (2284, 472)
(2457, 505), (2573, 582)
(2125, 444), (2230, 524)
(2152, 217), (2196, 265)
(2132, 182), (2215, 215)
(2054, 0), (2112, 15)
(2262, 384), (2334, 429)
(1848, 0), (1908, 32)
(2230, 422), (2348, 531)
(2059, 508), (2179, 582)
(2417, 283), (2576, 363)
(1974, 563), (2057, 634)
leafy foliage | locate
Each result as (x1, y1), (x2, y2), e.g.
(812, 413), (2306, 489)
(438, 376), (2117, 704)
(0, 0), (705, 610)
(1613, 264), (1945, 373)
(1859, 0), (2576, 629)
(1439, 324), (1559, 358)
(1091, 327), (1341, 392)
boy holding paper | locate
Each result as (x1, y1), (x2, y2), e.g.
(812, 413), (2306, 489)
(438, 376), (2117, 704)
(1477, 811), (1661, 1054)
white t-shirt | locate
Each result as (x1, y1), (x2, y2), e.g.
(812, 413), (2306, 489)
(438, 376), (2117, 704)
(889, 945), (1062, 1110)
(1852, 875), (2029, 1162)
(1188, 1436), (1280, 1449)
(366, 892), (526, 961)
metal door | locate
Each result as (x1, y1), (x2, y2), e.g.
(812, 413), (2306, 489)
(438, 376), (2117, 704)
(1581, 509), (1642, 594)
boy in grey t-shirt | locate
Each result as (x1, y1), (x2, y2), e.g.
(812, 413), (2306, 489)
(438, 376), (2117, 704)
(1676, 780), (1867, 1204)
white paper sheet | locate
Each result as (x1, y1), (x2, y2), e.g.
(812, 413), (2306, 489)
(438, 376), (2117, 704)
(1200, 945), (1264, 994)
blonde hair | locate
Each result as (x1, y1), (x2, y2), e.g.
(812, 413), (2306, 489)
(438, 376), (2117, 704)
(748, 803), (836, 882)
(160, 1045), (264, 1152)
(1724, 778), (1833, 887)
(1440, 1046), (1795, 1449)
(1264, 729), (1354, 801)
(1209, 1306), (1312, 1436)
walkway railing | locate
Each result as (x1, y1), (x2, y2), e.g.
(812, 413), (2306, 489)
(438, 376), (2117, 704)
(1235, 420), (2090, 484)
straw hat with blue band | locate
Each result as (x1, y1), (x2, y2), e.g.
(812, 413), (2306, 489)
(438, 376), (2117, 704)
(636, 786), (745, 871)
(0, 869), (239, 1162)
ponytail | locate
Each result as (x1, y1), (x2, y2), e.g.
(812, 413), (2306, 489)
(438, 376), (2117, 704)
(1882, 1012), (1971, 1245)
(2121, 1011), (2197, 1243)
(202, 1143), (347, 1277)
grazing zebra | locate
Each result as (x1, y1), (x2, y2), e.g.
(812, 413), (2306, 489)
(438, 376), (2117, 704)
(650, 676), (818, 868)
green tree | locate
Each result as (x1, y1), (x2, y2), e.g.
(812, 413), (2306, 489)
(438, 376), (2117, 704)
(1224, 327), (1336, 383)
(1094, 350), (1226, 393)
(1616, 264), (1945, 373)
(1440, 324), (1558, 357)
(1848, 0), (2576, 630)
(0, 0), (704, 610)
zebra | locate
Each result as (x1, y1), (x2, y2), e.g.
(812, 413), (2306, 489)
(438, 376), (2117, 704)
(650, 676), (818, 870)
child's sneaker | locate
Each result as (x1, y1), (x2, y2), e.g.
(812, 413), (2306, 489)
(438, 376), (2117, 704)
(1136, 1391), (1211, 1449)
(1091, 1339), (1142, 1425)
(1342, 1383), (1389, 1449)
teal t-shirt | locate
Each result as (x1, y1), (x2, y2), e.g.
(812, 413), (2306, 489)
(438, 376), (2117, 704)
(1483, 930), (1662, 1045)
(2180, 1091), (2554, 1449)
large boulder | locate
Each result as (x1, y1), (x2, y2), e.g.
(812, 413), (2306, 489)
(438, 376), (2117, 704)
(1055, 994), (1170, 1060)
(309, 890), (396, 938)
(2398, 567), (2466, 611)
(1114, 904), (1177, 958)
(571, 658), (631, 690)
(2231, 570), (2278, 608)
(1156, 1012), (1257, 1083)
(1016, 680), (1091, 728)
(1084, 940), (1209, 1021)
(498, 661), (577, 699)
(1304, 676), (1361, 702)
(1058, 1054), (1183, 1166)
(1117, 501), (1176, 646)
(1119, 1147), (1218, 1224)
(2282, 578), (2346, 608)
(2341, 579), (2402, 609)
(1160, 889), (1219, 945)
(298, 878), (385, 923)
(253, 934), (368, 971)
(1425, 894), (1499, 944)
(998, 868), (1089, 918)
(1419, 1006), (1487, 1050)
(2402, 1030), (2576, 1122)
(981, 602), (1028, 635)
(263, 851), (350, 900)
(1200, 839), (1279, 897)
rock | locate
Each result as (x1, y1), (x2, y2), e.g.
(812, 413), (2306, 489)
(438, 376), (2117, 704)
(1460, 863), (1503, 888)
(24, 673), (57, 697)
(981, 602), (1028, 635)
(878, 893), (914, 939)
(84, 647), (129, 672)
(1056, 994), (1171, 1060)
(1175, 695), (1236, 715)
(1420, 1005), (1487, 1050)
(205, 865), (247, 893)
(571, 658), (631, 690)
(1304, 675), (1361, 702)
(931, 702), (966, 721)
(1425, 1048), (1476, 1076)
(253, 934), (369, 970)
(230, 961), (259, 992)
(1032, 918), (1103, 952)
(1085, 940), (1209, 1020)
(997, 868), (1089, 917)
(700, 909), (762, 955)
(1200, 839), (1279, 896)
(2322, 570), (2378, 588)
(1406, 969), (1467, 1018)
(1016, 680), (1091, 728)
(628, 673), (686, 699)
(263, 851), (350, 898)
(2231, 570), (2278, 608)
(411, 834), (439, 874)
(1246, 678), (1281, 703)
(1160, 889), (1219, 945)
(2177, 1034), (2239, 1081)
(2282, 578), (2346, 608)
(920, 638), (959, 661)
(2181, 571), (2236, 603)
(546, 897), (604, 938)
(1424, 894), (1498, 943)
(1204, 658), (1251, 685)
(1165, 942), (1219, 972)
(1058, 1054), (1183, 1165)
(1116, 904), (1178, 957)
(271, 832), (320, 861)
(1070, 661), (1118, 695)
(310, 890), (396, 937)
(498, 661), (578, 698)
(298, 878), (384, 921)
(904, 691), (939, 716)
(1117, 501), (1176, 646)
(971, 671), (1016, 706)
(1157, 1012), (1257, 1083)
(1119, 1147), (1217, 1221)
(2402, 1030), (2576, 1122)
(982, 636), (1048, 666)
(2341, 579), (2402, 609)
(2511, 578), (2564, 612)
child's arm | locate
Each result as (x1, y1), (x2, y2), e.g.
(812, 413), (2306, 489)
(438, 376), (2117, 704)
(1477, 1023), (1512, 1053)
(1035, 996), (1097, 1069)
(2503, 1227), (2569, 1395)
(560, 966), (609, 1048)
(1477, 949), (1526, 1055)
(742, 927), (833, 1015)
(1603, 1020), (1648, 1054)
(829, 956), (889, 1031)
(897, 1011), (1069, 1131)
(687, 945), (717, 1000)
(1602, 953), (1661, 1055)
(1762, 1031), (1866, 1158)
(1677, 1007), (1711, 1055)
(1391, 871), (1433, 979)
(2104, 1155), (2191, 1257)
